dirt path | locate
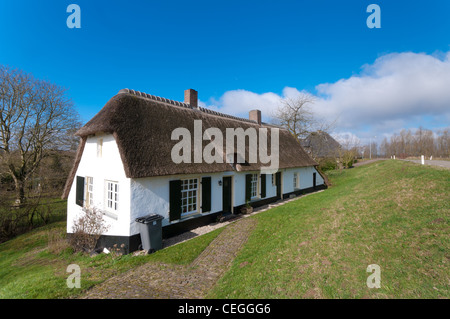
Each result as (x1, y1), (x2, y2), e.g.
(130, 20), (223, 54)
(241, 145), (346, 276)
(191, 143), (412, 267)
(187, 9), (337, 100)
(352, 158), (450, 169)
(352, 159), (386, 167)
(81, 217), (257, 299)
(401, 159), (450, 169)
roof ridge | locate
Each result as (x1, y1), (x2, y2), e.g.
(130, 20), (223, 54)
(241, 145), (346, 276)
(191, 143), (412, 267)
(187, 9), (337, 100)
(118, 88), (258, 125)
(118, 88), (192, 109)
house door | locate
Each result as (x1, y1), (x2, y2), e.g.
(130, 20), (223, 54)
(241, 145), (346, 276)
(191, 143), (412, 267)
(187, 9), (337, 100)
(313, 172), (317, 188)
(276, 172), (282, 199)
(222, 176), (232, 214)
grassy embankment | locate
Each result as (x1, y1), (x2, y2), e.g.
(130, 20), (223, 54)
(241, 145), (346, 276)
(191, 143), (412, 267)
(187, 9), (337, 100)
(208, 160), (449, 298)
(0, 220), (223, 298)
(0, 160), (448, 298)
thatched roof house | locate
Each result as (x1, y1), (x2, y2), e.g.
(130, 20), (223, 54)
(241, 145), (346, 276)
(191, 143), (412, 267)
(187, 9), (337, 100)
(301, 131), (341, 159)
(64, 89), (326, 253)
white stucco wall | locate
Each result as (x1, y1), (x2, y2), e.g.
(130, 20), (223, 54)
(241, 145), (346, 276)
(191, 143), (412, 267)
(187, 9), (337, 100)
(66, 133), (131, 237)
(67, 133), (325, 238)
(282, 166), (324, 194)
(130, 171), (234, 234)
(129, 166), (324, 236)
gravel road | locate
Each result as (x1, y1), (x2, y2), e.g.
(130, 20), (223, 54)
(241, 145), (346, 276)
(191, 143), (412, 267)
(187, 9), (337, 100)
(401, 159), (450, 169)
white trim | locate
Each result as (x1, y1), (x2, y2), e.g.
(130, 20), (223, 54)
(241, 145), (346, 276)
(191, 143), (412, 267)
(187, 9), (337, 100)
(97, 138), (103, 158)
(251, 173), (259, 199)
(105, 180), (119, 212)
(85, 176), (94, 208)
(181, 178), (198, 216)
(293, 172), (299, 189)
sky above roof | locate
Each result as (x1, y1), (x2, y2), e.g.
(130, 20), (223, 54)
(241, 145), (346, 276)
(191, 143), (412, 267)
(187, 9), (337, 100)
(1, 0), (449, 145)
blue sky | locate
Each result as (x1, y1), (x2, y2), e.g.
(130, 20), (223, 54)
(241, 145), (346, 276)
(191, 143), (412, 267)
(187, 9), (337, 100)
(1, 0), (449, 144)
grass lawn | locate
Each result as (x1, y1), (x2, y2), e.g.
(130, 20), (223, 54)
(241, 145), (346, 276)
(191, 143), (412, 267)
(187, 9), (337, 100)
(0, 196), (68, 244)
(0, 160), (448, 299)
(0, 221), (223, 298)
(208, 160), (449, 298)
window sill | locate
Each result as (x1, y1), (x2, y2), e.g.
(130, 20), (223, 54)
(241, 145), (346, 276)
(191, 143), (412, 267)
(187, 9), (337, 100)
(180, 211), (201, 219)
(103, 210), (118, 220)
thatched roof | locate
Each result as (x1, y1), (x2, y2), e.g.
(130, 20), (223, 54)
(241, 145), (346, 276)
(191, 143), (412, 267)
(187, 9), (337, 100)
(63, 89), (317, 198)
(301, 131), (341, 158)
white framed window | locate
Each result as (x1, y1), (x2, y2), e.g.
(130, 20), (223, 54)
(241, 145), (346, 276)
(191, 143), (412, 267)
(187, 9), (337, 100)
(271, 174), (275, 186)
(97, 138), (103, 158)
(293, 172), (299, 189)
(86, 177), (94, 207)
(106, 181), (119, 211)
(251, 173), (258, 198)
(181, 178), (198, 215)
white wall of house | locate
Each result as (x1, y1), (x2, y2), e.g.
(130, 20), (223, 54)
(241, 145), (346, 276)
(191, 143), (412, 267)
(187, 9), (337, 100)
(67, 135), (325, 239)
(128, 166), (324, 236)
(66, 133), (131, 237)
(130, 171), (235, 234)
(282, 166), (324, 194)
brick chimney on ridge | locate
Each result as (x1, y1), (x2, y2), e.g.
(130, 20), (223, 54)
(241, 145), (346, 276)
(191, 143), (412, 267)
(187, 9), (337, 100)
(249, 109), (262, 125)
(184, 89), (198, 108)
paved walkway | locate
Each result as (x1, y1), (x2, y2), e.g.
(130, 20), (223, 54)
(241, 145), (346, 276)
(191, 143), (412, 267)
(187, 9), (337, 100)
(81, 217), (257, 299)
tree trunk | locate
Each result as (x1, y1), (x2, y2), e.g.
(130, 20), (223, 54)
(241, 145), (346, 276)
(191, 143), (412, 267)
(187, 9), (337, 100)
(13, 178), (26, 206)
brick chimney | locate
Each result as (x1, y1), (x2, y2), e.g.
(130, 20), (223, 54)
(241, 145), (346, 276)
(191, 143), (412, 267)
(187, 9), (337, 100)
(184, 89), (198, 108)
(249, 110), (261, 125)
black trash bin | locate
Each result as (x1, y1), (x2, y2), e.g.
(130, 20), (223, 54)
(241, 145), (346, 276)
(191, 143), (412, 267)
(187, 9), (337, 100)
(135, 214), (164, 253)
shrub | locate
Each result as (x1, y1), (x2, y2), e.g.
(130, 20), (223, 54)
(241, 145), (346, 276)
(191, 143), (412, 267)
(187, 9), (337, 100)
(344, 158), (354, 169)
(69, 207), (110, 253)
(47, 228), (71, 255)
(319, 158), (337, 171)
(0, 199), (40, 243)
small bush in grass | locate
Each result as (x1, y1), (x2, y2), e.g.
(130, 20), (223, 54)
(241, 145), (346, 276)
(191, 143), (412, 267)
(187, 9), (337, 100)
(69, 207), (110, 254)
(319, 158), (337, 171)
(0, 200), (40, 242)
(47, 228), (71, 255)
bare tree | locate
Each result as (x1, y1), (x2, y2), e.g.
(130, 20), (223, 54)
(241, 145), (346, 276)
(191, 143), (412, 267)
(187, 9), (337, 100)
(436, 129), (449, 158)
(271, 93), (337, 163)
(380, 127), (449, 158)
(272, 94), (317, 140)
(0, 65), (80, 204)
(271, 92), (337, 160)
(335, 133), (360, 169)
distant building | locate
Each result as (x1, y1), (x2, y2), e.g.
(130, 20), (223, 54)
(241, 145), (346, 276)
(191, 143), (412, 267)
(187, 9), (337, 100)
(301, 131), (341, 159)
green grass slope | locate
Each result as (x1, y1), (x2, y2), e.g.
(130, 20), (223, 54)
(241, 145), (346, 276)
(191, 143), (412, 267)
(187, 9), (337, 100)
(0, 221), (223, 299)
(209, 160), (449, 298)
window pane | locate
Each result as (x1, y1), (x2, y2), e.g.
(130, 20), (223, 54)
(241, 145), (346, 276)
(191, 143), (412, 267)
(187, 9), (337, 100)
(180, 178), (198, 214)
(106, 181), (119, 211)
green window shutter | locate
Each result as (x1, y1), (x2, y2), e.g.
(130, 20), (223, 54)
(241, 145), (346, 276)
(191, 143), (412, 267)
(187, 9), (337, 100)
(169, 180), (182, 221)
(245, 174), (252, 202)
(75, 176), (85, 207)
(260, 174), (266, 198)
(201, 177), (211, 213)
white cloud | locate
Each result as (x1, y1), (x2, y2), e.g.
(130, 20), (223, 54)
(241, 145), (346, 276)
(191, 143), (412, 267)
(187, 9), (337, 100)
(314, 51), (450, 129)
(202, 51), (450, 143)
(200, 87), (311, 122)
(331, 132), (361, 147)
